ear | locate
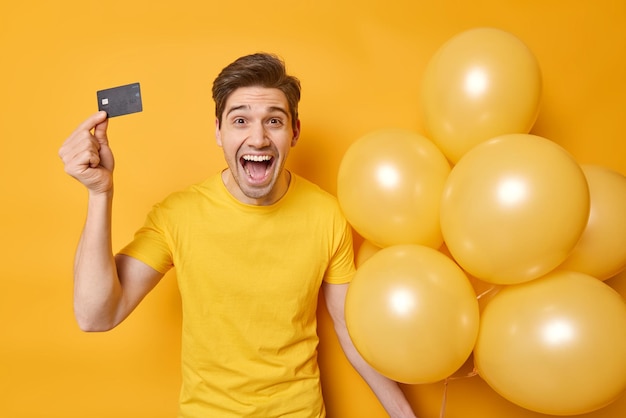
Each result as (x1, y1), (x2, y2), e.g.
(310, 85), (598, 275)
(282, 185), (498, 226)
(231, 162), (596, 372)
(291, 119), (301, 147)
(215, 118), (223, 146)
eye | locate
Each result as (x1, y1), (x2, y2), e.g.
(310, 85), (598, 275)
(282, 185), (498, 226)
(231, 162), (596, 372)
(233, 117), (246, 125)
(268, 118), (283, 125)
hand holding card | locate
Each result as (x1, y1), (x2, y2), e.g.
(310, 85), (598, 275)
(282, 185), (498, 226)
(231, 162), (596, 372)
(97, 82), (143, 118)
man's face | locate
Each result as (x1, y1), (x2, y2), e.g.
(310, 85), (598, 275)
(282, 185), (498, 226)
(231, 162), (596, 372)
(216, 86), (300, 205)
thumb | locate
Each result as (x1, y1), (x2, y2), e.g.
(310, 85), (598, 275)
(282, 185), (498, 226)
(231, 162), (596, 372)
(93, 112), (114, 171)
(93, 112), (109, 145)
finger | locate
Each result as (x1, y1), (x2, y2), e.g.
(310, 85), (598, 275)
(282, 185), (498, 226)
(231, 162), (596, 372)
(61, 112), (107, 159)
(87, 149), (101, 168)
(60, 131), (98, 158)
(93, 116), (109, 145)
(62, 147), (100, 177)
(73, 111), (108, 135)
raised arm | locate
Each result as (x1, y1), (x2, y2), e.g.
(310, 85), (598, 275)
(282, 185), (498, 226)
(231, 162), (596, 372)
(322, 282), (418, 418)
(59, 112), (163, 331)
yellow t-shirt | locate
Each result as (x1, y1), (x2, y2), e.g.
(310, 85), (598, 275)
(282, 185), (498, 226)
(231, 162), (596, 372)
(119, 173), (356, 418)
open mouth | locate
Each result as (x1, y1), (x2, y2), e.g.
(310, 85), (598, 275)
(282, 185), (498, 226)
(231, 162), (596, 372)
(241, 154), (274, 182)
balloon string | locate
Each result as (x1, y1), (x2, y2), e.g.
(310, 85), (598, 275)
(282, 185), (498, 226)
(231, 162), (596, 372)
(439, 368), (479, 418)
(476, 285), (497, 300)
(447, 368), (478, 380)
(439, 378), (449, 418)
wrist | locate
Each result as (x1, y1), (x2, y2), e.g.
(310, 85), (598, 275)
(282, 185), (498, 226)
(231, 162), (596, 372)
(87, 188), (114, 208)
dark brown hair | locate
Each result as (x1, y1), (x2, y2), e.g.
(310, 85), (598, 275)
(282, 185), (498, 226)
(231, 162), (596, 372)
(212, 53), (301, 129)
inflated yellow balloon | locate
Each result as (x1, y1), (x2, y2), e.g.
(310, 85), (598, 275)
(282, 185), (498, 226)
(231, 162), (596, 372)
(421, 27), (542, 164)
(557, 165), (626, 280)
(337, 129), (450, 248)
(440, 134), (590, 284)
(474, 271), (626, 415)
(345, 245), (479, 384)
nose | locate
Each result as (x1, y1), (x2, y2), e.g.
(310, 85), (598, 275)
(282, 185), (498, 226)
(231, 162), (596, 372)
(247, 122), (271, 148)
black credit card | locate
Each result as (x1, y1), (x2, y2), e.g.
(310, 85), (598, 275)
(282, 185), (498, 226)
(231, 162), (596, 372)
(97, 82), (143, 118)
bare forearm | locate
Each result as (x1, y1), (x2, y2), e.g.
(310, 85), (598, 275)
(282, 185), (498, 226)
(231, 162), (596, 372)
(340, 335), (417, 418)
(73, 191), (121, 331)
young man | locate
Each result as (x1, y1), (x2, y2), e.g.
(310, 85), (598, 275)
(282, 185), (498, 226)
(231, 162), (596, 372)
(59, 53), (417, 417)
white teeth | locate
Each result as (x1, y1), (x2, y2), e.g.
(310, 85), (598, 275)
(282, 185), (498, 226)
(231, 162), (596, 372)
(242, 155), (272, 162)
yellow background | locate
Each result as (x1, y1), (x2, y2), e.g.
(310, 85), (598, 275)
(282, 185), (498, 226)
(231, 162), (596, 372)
(1, 1), (625, 417)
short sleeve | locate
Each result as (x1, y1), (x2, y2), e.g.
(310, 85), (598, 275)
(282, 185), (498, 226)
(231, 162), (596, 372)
(323, 212), (357, 284)
(118, 204), (174, 274)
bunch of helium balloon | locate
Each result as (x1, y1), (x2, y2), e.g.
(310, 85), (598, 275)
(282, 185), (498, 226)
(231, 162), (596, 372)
(338, 28), (626, 416)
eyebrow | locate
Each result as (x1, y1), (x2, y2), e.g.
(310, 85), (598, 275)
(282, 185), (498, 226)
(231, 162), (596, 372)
(225, 105), (290, 118)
